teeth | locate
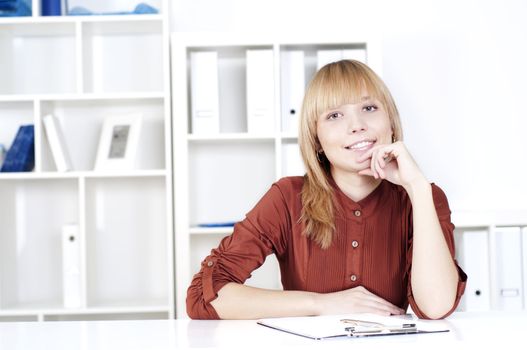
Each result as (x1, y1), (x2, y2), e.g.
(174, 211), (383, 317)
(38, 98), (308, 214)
(349, 141), (373, 150)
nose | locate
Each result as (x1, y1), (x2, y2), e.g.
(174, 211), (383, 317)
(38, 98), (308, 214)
(346, 113), (367, 134)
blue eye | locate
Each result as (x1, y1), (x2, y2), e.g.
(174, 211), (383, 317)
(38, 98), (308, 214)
(363, 105), (378, 112)
(326, 112), (342, 120)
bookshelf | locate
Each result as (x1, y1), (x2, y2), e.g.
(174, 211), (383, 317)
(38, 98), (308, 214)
(171, 32), (382, 318)
(0, 0), (173, 321)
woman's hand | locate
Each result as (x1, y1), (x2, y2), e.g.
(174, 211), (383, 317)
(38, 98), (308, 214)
(315, 286), (405, 316)
(356, 141), (427, 190)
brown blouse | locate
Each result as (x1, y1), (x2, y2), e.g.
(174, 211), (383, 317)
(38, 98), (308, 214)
(187, 176), (467, 319)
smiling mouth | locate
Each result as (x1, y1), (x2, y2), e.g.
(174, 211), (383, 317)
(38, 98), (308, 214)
(345, 140), (375, 151)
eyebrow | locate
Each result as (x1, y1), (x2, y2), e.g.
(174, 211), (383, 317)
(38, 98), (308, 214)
(361, 96), (371, 101)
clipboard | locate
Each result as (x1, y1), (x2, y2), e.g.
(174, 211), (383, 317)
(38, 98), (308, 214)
(257, 313), (450, 340)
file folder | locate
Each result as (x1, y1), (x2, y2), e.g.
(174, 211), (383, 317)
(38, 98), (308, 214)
(62, 224), (82, 308)
(458, 230), (491, 311)
(280, 50), (305, 134)
(246, 49), (275, 134)
(493, 226), (523, 310)
(190, 51), (220, 134)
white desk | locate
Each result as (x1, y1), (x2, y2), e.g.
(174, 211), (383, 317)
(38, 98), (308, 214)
(0, 311), (525, 349)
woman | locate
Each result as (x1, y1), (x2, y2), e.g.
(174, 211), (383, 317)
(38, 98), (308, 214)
(187, 60), (467, 320)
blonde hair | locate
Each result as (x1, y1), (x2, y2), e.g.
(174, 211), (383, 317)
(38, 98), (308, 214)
(299, 60), (403, 249)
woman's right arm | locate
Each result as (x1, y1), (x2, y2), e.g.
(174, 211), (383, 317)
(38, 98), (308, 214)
(211, 283), (405, 319)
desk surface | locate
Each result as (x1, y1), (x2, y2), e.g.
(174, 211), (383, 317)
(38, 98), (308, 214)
(0, 311), (526, 349)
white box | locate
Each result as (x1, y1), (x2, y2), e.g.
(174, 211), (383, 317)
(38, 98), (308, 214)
(316, 50), (342, 70)
(458, 230), (491, 311)
(62, 224), (82, 308)
(190, 51), (220, 134)
(492, 226), (523, 310)
(43, 114), (73, 172)
(280, 51), (305, 134)
(342, 48), (367, 64)
(246, 49), (275, 134)
(282, 143), (305, 177)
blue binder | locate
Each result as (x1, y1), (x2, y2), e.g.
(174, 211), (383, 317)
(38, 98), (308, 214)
(0, 125), (35, 172)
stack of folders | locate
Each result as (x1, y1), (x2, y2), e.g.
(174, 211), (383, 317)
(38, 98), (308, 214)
(0, 124), (35, 172)
(43, 114), (73, 172)
(257, 313), (449, 340)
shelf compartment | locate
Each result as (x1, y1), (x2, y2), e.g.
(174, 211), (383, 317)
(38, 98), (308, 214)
(0, 179), (79, 310)
(188, 140), (275, 227)
(0, 101), (34, 151)
(39, 98), (166, 171)
(84, 177), (168, 308)
(82, 20), (163, 93)
(186, 45), (273, 134)
(0, 22), (76, 95)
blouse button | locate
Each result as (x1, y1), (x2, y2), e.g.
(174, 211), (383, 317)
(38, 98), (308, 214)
(207, 261), (214, 267)
(352, 240), (359, 248)
(350, 274), (357, 282)
(354, 210), (361, 217)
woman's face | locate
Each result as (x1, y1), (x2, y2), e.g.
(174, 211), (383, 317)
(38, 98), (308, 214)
(316, 95), (392, 177)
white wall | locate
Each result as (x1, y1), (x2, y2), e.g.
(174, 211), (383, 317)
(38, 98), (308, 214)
(170, 0), (527, 213)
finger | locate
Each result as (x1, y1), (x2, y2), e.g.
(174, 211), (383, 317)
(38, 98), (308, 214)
(357, 289), (405, 314)
(365, 299), (405, 315)
(356, 300), (404, 316)
(356, 148), (375, 163)
(376, 157), (386, 178)
(370, 149), (379, 179)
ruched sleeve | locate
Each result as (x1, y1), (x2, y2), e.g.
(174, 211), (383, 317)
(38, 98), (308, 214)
(186, 180), (291, 319)
(405, 184), (467, 319)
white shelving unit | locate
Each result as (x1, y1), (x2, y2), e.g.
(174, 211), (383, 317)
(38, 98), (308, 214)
(0, 0), (173, 321)
(171, 32), (382, 318)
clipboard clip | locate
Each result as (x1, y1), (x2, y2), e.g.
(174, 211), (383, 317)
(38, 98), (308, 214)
(341, 318), (418, 337)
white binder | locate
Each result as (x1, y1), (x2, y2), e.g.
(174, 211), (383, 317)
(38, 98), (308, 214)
(492, 226), (523, 310)
(316, 50), (343, 70)
(280, 50), (305, 134)
(190, 51), (220, 134)
(62, 224), (82, 308)
(43, 114), (73, 172)
(282, 143), (305, 177)
(342, 48), (367, 64)
(246, 49), (275, 134)
(458, 230), (491, 311)
(522, 227), (527, 309)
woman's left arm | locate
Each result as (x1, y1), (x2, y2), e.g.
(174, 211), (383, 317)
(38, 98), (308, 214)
(358, 141), (460, 319)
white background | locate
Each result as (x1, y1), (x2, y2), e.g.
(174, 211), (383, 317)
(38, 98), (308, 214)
(170, 0), (527, 213)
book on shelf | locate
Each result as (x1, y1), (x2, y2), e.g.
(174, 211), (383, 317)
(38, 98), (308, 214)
(0, 143), (6, 169)
(0, 125), (35, 173)
(43, 114), (74, 172)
